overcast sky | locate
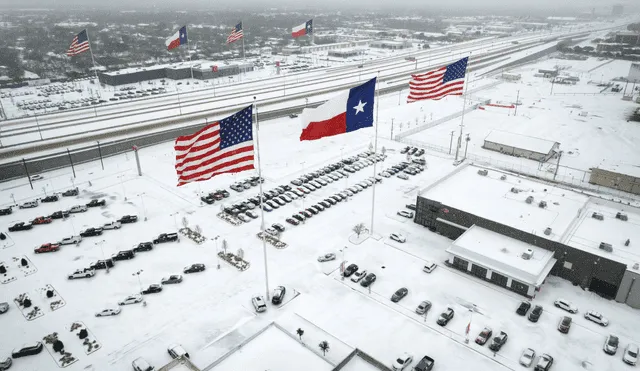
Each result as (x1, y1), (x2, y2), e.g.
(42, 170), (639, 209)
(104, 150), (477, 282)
(0, 0), (637, 11)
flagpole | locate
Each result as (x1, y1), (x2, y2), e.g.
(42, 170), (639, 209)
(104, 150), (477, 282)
(370, 72), (380, 236)
(454, 66), (470, 162)
(185, 26), (194, 80)
(85, 29), (99, 83)
(241, 22), (246, 68)
(254, 96), (270, 301)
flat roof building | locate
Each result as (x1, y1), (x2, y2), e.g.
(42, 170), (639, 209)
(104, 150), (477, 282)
(589, 163), (640, 196)
(483, 130), (560, 162)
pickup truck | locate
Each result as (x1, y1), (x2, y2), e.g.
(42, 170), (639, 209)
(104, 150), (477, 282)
(153, 233), (178, 244)
(414, 355), (435, 371)
(489, 331), (509, 351)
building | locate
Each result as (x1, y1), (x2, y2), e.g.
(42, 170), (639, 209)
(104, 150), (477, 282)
(482, 130), (560, 162)
(413, 164), (640, 306)
(500, 72), (522, 81)
(614, 31), (640, 46)
(446, 225), (557, 297)
(589, 165), (640, 195)
(596, 42), (625, 53)
(612, 4), (624, 16)
(369, 40), (412, 50)
(328, 49), (365, 58)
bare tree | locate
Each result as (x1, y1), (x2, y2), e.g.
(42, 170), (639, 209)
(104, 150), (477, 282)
(222, 239), (228, 254)
(353, 223), (367, 238)
(368, 141), (373, 152)
(296, 328), (304, 341)
(195, 225), (202, 234)
(319, 340), (330, 356)
(181, 216), (188, 228)
(381, 146), (386, 155)
(237, 248), (244, 259)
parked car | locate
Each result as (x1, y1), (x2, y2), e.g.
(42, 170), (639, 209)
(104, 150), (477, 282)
(159, 275), (182, 285)
(437, 307), (455, 326)
(413, 355), (435, 371)
(422, 262), (437, 273)
(398, 173), (409, 180)
(41, 195), (59, 203)
(391, 287), (409, 303)
(584, 310), (609, 326)
(397, 210), (414, 218)
(0, 207), (12, 216)
(489, 331), (508, 351)
(416, 300), (432, 315)
(118, 294), (144, 305)
(118, 215), (138, 223)
(390, 233), (406, 243)
(90, 259), (115, 270)
(80, 227), (103, 237)
(86, 199), (105, 207)
(351, 269), (368, 283)
(34, 243), (60, 254)
(623, 344), (639, 366)
(132, 357), (154, 371)
(0, 302), (9, 314)
(272, 286), (286, 305)
(286, 218), (299, 226)
(134, 242), (153, 252)
(183, 264), (205, 274)
(141, 284), (163, 295)
(557, 315), (572, 333)
(360, 273), (376, 287)
(49, 210), (70, 219)
(168, 344), (190, 359)
(62, 187), (79, 197)
(516, 301), (532, 315)
(68, 268), (95, 279)
(554, 298), (578, 313)
(8, 222), (33, 231)
(112, 250), (135, 261)
(246, 211), (258, 219)
(534, 354), (554, 371)
(19, 201), (38, 209)
(69, 204), (88, 213)
(95, 308), (121, 317)
(11, 342), (43, 358)
(31, 216), (52, 225)
(154, 233), (178, 244)
(603, 334), (619, 355)
(59, 235), (81, 245)
(520, 348), (536, 367)
(272, 223), (286, 232)
(317, 253), (336, 262)
(528, 305), (543, 322)
(0, 356), (10, 370)
(475, 327), (493, 345)
(343, 264), (359, 277)
(103, 221), (122, 230)
(201, 194), (216, 204)
(252, 295), (267, 313)
(391, 353), (413, 371)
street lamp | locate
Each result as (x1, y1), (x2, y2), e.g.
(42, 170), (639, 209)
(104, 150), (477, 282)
(339, 246), (348, 280)
(132, 269), (144, 293)
(95, 239), (109, 273)
(137, 193), (147, 221)
(213, 235), (220, 269)
(117, 174), (127, 201)
(170, 212), (179, 229)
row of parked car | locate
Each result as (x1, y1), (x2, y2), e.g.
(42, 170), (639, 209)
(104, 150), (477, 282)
(251, 285), (288, 312)
(228, 176), (265, 193)
(379, 160), (425, 181)
(400, 146), (425, 157)
(7, 199), (108, 233)
(0, 187), (81, 216)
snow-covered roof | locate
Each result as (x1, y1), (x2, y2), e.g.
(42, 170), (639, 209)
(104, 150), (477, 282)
(448, 225), (557, 286)
(594, 162), (640, 179)
(420, 165), (590, 242)
(484, 130), (559, 155)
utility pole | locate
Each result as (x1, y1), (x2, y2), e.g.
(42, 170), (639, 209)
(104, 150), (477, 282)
(514, 90), (520, 116)
(553, 150), (563, 181)
(390, 118), (394, 140)
(449, 131), (455, 155)
(464, 134), (470, 159)
(550, 77), (555, 95)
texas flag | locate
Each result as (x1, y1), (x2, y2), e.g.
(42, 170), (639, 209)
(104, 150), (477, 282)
(166, 26), (188, 51)
(292, 19), (313, 38)
(300, 78), (376, 141)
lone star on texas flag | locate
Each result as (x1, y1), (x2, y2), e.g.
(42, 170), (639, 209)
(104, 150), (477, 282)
(353, 100), (367, 115)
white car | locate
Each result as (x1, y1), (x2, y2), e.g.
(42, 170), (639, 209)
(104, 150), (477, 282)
(69, 205), (88, 213)
(59, 235), (82, 245)
(238, 214), (250, 222)
(95, 308), (121, 317)
(584, 310), (608, 326)
(423, 261), (437, 273)
(118, 294), (143, 306)
(265, 227), (278, 236)
(397, 210), (414, 218)
(68, 268), (95, 279)
(623, 344), (639, 366)
(252, 296), (267, 313)
(30, 175), (44, 181)
(167, 344), (189, 359)
(19, 201), (38, 209)
(390, 233), (406, 243)
(102, 221), (122, 230)
(351, 269), (368, 283)
(392, 353), (413, 370)
(397, 173), (409, 180)
(519, 348), (536, 367)
(554, 298), (578, 313)
(318, 253), (336, 262)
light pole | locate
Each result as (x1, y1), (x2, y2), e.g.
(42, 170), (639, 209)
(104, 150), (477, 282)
(132, 269), (144, 293)
(305, 98), (308, 108)
(137, 193), (147, 221)
(117, 174), (127, 201)
(464, 134), (471, 159)
(10, 193), (16, 205)
(95, 239), (109, 273)
(170, 212), (179, 229)
(339, 246), (348, 280)
(214, 235), (220, 269)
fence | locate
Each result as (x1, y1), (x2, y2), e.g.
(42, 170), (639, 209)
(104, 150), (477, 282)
(394, 101), (488, 140)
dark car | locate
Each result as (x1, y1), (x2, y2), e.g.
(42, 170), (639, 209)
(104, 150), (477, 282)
(201, 194), (216, 204)
(286, 218), (299, 226)
(141, 284), (163, 295)
(112, 250), (135, 261)
(534, 354), (554, 371)
(516, 301), (532, 316)
(11, 342), (43, 358)
(62, 187), (79, 197)
(41, 195), (59, 203)
(557, 316), (572, 334)
(134, 242), (153, 252)
(161, 275), (183, 284)
(272, 286), (286, 305)
(154, 233), (178, 244)
(292, 214), (305, 222)
(216, 189), (230, 198)
(183, 263), (205, 274)
(306, 207), (318, 215)
(475, 327), (493, 345)
(272, 223), (285, 232)
(80, 227), (103, 237)
(212, 193), (225, 201)
(8, 222), (33, 232)
(360, 273), (376, 287)
(528, 305), (543, 322)
(86, 199), (106, 207)
(343, 264), (359, 277)
(90, 259), (115, 270)
(414, 355), (435, 371)
(391, 287), (409, 303)
(49, 210), (70, 219)
(489, 331), (508, 351)
(0, 207), (12, 216)
(437, 307), (455, 326)
(118, 215), (138, 224)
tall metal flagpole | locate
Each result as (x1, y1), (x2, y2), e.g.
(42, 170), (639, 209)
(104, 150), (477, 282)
(85, 30), (99, 83)
(370, 72), (380, 236)
(454, 69), (470, 162)
(241, 22), (246, 67)
(254, 97), (270, 301)
(185, 26), (194, 80)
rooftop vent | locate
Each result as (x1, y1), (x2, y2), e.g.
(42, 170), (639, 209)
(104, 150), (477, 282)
(526, 196), (534, 204)
(544, 227), (552, 236)
(477, 169), (488, 176)
(599, 242), (613, 252)
(633, 263), (639, 270)
(539, 201), (547, 209)
(615, 212), (628, 221)
(500, 175), (507, 180)
(522, 249), (534, 260)
(592, 212), (604, 221)
(511, 187), (521, 194)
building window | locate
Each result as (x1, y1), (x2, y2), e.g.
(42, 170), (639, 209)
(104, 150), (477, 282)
(452, 256), (469, 271)
(470, 264), (488, 280)
(563, 261), (573, 270)
(510, 280), (530, 296)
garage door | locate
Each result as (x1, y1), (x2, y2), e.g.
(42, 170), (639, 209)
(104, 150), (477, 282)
(489, 272), (508, 287)
(589, 277), (618, 299)
(452, 257), (469, 272)
(510, 280), (530, 296)
(470, 264), (488, 280)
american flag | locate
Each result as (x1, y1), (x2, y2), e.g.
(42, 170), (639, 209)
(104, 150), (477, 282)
(66, 30), (90, 57)
(407, 57), (468, 103)
(174, 105), (255, 186)
(226, 22), (244, 44)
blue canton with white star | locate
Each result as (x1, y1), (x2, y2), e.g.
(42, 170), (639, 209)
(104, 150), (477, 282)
(443, 57), (468, 83)
(219, 105), (253, 149)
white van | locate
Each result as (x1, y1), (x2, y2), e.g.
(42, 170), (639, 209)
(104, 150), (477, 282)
(132, 357), (154, 371)
(423, 261), (437, 273)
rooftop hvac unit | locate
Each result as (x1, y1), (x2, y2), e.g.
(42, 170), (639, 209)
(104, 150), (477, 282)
(615, 212), (628, 221)
(599, 242), (613, 252)
(522, 249), (534, 260)
(538, 201), (547, 208)
(633, 263), (639, 271)
(511, 188), (521, 194)
(526, 196), (534, 204)
(592, 212), (604, 221)
(478, 169), (488, 176)
(500, 175), (507, 180)
(544, 227), (552, 236)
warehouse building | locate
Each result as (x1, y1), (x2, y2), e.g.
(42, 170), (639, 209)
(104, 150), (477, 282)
(589, 164), (640, 195)
(482, 130), (560, 162)
(369, 40), (412, 50)
(328, 49), (365, 58)
(413, 164), (640, 306)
